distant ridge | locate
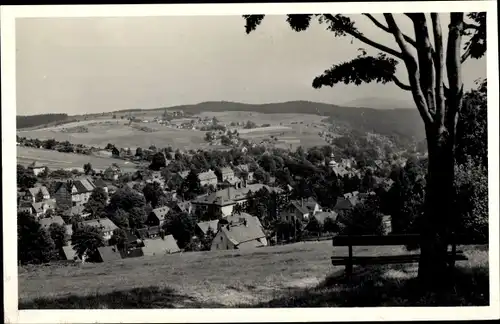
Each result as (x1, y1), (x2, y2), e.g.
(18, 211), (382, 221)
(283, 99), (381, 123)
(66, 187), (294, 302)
(342, 97), (415, 110)
(17, 100), (425, 141)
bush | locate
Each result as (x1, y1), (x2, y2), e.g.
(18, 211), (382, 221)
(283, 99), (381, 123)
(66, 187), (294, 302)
(337, 196), (384, 236)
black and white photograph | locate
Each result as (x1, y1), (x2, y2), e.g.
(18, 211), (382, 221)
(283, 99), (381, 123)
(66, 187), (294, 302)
(2, 1), (499, 323)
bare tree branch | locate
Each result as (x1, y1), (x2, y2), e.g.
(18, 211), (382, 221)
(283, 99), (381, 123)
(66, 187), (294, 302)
(431, 13), (446, 125)
(391, 75), (412, 91)
(461, 43), (472, 63)
(463, 22), (480, 30)
(384, 13), (433, 125)
(323, 14), (404, 59)
(364, 14), (418, 47)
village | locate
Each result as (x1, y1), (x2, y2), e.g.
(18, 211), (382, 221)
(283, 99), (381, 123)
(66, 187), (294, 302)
(16, 137), (400, 264)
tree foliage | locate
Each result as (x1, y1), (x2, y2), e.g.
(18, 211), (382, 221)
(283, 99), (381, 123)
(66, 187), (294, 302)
(71, 224), (105, 261)
(18, 212), (56, 264)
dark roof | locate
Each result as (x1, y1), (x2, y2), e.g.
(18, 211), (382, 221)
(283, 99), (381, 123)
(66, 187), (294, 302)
(94, 178), (108, 188)
(97, 246), (122, 262)
(333, 197), (354, 210)
(175, 201), (192, 213)
(29, 161), (45, 168)
(136, 226), (161, 238)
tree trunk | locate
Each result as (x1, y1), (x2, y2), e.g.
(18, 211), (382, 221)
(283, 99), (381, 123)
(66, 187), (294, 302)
(418, 124), (456, 289)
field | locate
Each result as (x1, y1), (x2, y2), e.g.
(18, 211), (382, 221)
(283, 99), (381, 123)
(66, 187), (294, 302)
(18, 241), (489, 308)
(17, 111), (330, 151)
(17, 146), (139, 173)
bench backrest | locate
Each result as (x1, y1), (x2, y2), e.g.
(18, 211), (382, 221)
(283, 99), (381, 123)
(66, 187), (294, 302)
(331, 234), (480, 247)
(332, 234), (421, 247)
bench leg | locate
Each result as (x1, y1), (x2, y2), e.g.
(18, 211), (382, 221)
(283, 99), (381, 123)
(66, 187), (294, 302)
(346, 245), (353, 277)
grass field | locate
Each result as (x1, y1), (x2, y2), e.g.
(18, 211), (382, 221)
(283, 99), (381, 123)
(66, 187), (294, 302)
(17, 112), (330, 151)
(18, 241), (489, 308)
(17, 147), (139, 173)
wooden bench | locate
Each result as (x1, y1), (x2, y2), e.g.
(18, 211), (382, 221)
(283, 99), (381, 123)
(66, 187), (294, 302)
(331, 234), (469, 276)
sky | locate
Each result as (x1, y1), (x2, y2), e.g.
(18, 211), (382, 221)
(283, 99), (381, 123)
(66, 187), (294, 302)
(16, 14), (486, 115)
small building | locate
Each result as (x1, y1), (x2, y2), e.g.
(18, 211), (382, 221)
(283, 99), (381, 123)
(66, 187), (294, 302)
(219, 167), (235, 183)
(196, 219), (219, 238)
(147, 206), (171, 227)
(26, 186), (51, 202)
(211, 215), (267, 251)
(31, 199), (57, 218)
(281, 197), (322, 223)
(172, 201), (193, 215)
(62, 245), (79, 261)
(53, 178), (97, 207)
(28, 161), (46, 176)
(142, 236), (180, 256)
(136, 225), (162, 239)
(103, 165), (121, 181)
(96, 246), (123, 262)
(198, 170), (218, 187)
(82, 217), (118, 241)
(39, 215), (65, 229)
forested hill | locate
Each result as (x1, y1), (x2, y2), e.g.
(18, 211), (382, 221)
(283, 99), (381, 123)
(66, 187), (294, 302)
(17, 113), (70, 130)
(154, 101), (426, 141)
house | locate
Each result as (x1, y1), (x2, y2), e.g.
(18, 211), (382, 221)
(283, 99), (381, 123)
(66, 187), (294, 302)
(26, 186), (51, 202)
(191, 183), (283, 217)
(219, 167), (235, 183)
(198, 170), (218, 187)
(306, 211), (338, 231)
(211, 215), (267, 251)
(62, 245), (79, 261)
(53, 178), (96, 207)
(103, 165), (121, 181)
(196, 219), (219, 238)
(28, 161), (46, 176)
(30, 199), (57, 218)
(96, 246), (123, 262)
(281, 197), (322, 223)
(142, 236), (180, 256)
(93, 178), (109, 195)
(146, 206), (171, 227)
(179, 170), (190, 180)
(82, 217), (118, 241)
(39, 215), (65, 229)
(172, 201), (193, 215)
(136, 225), (162, 239)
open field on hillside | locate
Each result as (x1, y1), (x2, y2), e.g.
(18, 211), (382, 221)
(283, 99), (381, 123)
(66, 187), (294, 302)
(17, 147), (138, 173)
(18, 241), (489, 308)
(17, 119), (209, 151)
(17, 111), (331, 150)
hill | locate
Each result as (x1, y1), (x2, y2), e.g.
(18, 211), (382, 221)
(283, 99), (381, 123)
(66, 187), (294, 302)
(16, 113), (72, 130)
(17, 101), (426, 142)
(19, 241), (488, 308)
(152, 101), (426, 141)
(342, 97), (415, 110)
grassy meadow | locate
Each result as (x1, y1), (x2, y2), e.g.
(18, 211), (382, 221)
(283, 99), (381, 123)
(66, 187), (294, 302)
(17, 146), (139, 173)
(17, 111), (331, 151)
(18, 241), (489, 308)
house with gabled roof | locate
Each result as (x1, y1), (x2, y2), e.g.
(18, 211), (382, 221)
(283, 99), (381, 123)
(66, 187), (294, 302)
(28, 161), (46, 176)
(26, 186), (51, 202)
(142, 236), (180, 256)
(146, 206), (171, 227)
(172, 201), (193, 215)
(62, 205), (91, 220)
(191, 183), (283, 217)
(82, 217), (118, 241)
(54, 178), (97, 207)
(198, 169), (218, 187)
(281, 197), (322, 223)
(219, 167), (235, 182)
(30, 199), (57, 218)
(96, 246), (123, 262)
(196, 219), (219, 238)
(211, 214), (267, 251)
